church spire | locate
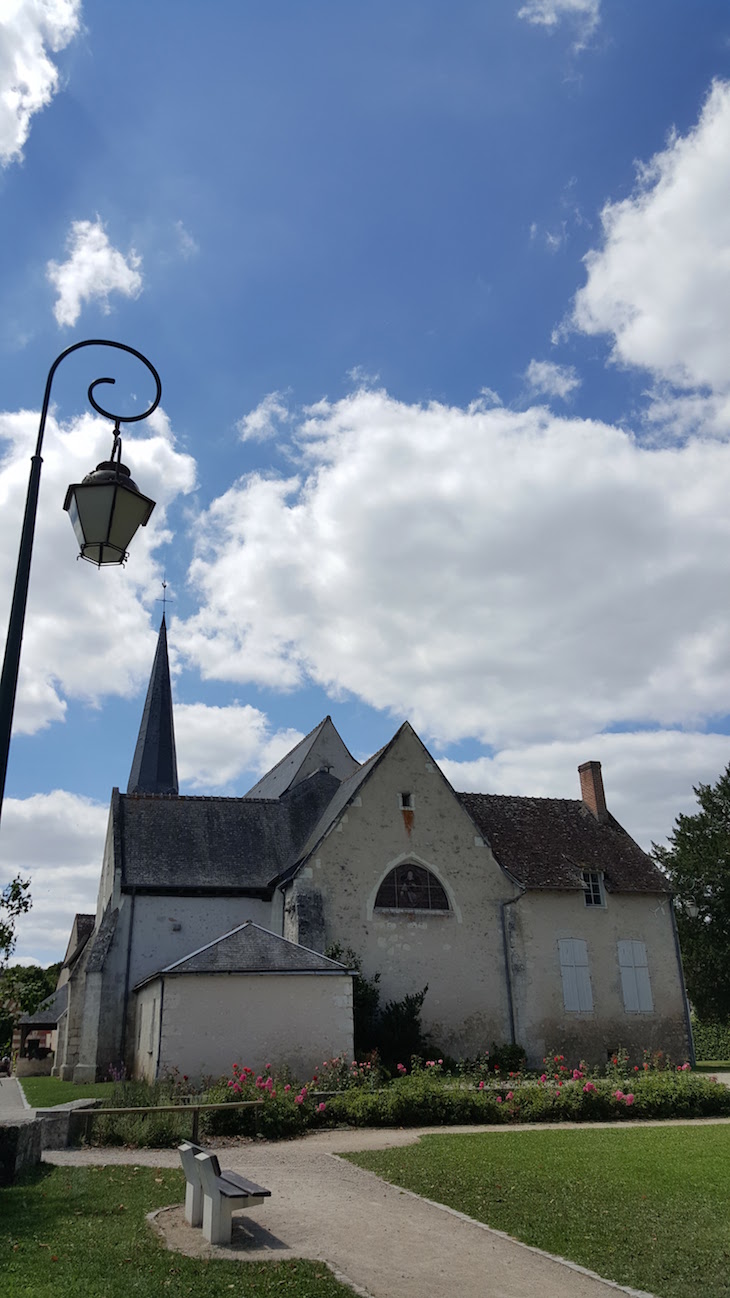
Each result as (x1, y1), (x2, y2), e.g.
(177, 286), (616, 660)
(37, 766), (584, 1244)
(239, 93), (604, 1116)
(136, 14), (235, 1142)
(127, 615), (178, 796)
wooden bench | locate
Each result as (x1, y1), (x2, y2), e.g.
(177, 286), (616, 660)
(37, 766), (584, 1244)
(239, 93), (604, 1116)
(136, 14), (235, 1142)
(178, 1142), (271, 1245)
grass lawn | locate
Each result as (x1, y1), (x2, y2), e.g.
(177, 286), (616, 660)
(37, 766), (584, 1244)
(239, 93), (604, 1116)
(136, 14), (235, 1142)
(1, 1164), (351, 1298)
(18, 1077), (116, 1108)
(347, 1125), (730, 1298)
(694, 1061), (730, 1072)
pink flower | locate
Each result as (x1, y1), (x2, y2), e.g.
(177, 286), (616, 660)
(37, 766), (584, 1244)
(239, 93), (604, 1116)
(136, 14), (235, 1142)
(506, 1091), (514, 1100)
(614, 1089), (624, 1100)
(397, 1063), (407, 1074)
(227, 1079), (235, 1088)
(572, 1069), (582, 1080)
(294, 1095), (303, 1105)
(625, 1094), (635, 1106)
(284, 1084), (291, 1092)
(317, 1102), (326, 1112)
(583, 1082), (596, 1093)
(539, 1073), (547, 1083)
(233, 1082), (241, 1094)
(478, 1080), (485, 1090)
(496, 1096), (503, 1104)
(438, 1059), (443, 1065)
(682, 1062), (691, 1071)
(265, 1063), (271, 1070)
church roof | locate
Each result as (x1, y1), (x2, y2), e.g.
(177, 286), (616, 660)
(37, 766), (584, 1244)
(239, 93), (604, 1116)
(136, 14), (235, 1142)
(136, 922), (350, 981)
(458, 793), (669, 894)
(61, 913), (95, 969)
(118, 769), (340, 893)
(244, 715), (360, 799)
(127, 615), (178, 796)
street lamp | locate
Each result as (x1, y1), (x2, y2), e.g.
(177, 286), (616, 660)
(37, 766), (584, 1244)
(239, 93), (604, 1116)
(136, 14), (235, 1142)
(0, 339), (161, 825)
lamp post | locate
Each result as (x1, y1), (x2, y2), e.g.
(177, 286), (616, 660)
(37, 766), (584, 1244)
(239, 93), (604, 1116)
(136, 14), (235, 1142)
(0, 339), (161, 826)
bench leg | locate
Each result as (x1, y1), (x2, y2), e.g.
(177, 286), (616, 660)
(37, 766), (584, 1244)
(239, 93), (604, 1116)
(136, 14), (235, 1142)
(184, 1180), (203, 1228)
(202, 1192), (234, 1245)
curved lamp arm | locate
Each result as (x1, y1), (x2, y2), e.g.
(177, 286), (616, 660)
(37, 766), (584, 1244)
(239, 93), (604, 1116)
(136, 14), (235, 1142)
(0, 339), (162, 826)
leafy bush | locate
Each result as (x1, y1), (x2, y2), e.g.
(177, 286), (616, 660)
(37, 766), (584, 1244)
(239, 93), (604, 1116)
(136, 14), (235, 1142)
(692, 1020), (730, 1061)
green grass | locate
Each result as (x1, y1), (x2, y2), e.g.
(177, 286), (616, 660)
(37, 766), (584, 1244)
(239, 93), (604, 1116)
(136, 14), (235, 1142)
(1, 1165), (352, 1298)
(19, 1077), (116, 1108)
(347, 1125), (730, 1298)
(694, 1061), (730, 1072)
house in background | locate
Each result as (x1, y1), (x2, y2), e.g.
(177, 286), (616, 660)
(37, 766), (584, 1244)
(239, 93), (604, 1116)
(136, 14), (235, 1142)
(53, 618), (692, 1082)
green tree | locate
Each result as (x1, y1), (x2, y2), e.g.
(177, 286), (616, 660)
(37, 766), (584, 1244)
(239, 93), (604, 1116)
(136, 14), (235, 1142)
(653, 764), (730, 1021)
(0, 875), (31, 968)
(0, 960), (60, 1055)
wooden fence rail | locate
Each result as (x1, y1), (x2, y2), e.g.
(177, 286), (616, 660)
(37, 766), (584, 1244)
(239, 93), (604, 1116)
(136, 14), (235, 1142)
(74, 1099), (264, 1144)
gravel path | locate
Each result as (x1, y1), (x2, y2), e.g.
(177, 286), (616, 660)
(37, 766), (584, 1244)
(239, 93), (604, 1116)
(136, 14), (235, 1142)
(43, 1126), (668, 1298)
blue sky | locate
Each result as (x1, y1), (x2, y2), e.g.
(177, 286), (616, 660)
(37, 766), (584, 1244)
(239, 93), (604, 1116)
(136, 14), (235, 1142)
(3, 0), (730, 964)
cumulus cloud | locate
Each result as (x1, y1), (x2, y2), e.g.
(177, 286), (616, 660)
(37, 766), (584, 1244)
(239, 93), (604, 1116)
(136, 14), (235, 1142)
(176, 388), (730, 750)
(47, 218), (143, 327)
(517, 0), (599, 49)
(237, 391), (290, 443)
(0, 0), (81, 167)
(175, 701), (303, 790)
(0, 790), (108, 965)
(573, 81), (730, 398)
(441, 730), (730, 853)
(0, 397), (195, 734)
(524, 359), (580, 400)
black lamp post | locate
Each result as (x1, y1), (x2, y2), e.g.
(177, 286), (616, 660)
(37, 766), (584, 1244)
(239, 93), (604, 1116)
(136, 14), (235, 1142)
(0, 339), (161, 826)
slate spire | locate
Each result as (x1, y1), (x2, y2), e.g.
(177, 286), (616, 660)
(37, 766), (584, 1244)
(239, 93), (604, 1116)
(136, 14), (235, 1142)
(127, 615), (178, 795)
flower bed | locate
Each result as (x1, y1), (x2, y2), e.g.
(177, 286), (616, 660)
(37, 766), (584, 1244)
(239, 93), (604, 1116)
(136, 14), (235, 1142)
(86, 1050), (730, 1146)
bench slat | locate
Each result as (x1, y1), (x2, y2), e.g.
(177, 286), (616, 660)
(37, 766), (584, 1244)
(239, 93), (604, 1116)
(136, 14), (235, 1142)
(221, 1171), (271, 1197)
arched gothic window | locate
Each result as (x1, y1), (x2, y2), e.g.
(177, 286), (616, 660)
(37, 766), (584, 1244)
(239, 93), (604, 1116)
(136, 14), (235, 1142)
(374, 863), (450, 912)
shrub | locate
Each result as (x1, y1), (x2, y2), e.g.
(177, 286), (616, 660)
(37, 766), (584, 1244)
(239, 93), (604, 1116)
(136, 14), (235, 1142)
(692, 1020), (730, 1060)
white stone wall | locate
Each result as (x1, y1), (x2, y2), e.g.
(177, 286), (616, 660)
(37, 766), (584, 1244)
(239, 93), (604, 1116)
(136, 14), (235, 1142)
(134, 972), (353, 1083)
(286, 724), (518, 1059)
(127, 893), (280, 988)
(511, 889), (690, 1066)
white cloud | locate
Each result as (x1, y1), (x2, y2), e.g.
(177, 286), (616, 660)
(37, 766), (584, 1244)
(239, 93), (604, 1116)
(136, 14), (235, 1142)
(573, 81), (730, 397)
(0, 0), (81, 167)
(174, 219), (199, 259)
(524, 359), (580, 400)
(177, 388), (730, 750)
(0, 400), (195, 734)
(47, 218), (143, 327)
(347, 365), (381, 388)
(0, 790), (108, 966)
(517, 0), (599, 49)
(236, 391), (290, 443)
(440, 730), (730, 853)
(175, 701), (303, 790)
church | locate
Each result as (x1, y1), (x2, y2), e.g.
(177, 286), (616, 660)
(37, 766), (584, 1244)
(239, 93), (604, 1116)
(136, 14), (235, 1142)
(48, 618), (692, 1082)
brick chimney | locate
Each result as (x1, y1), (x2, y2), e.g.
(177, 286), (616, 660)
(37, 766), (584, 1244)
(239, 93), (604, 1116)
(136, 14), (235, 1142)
(578, 761), (608, 822)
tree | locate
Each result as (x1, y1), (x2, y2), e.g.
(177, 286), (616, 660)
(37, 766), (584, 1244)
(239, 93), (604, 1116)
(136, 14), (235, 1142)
(0, 961), (60, 1055)
(0, 875), (31, 968)
(653, 763), (730, 1021)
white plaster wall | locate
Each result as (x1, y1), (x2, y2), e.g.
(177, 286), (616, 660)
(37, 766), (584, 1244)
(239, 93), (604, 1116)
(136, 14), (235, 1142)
(152, 972), (353, 1082)
(289, 724), (517, 1058)
(511, 890), (690, 1066)
(127, 894), (280, 988)
(95, 799), (118, 922)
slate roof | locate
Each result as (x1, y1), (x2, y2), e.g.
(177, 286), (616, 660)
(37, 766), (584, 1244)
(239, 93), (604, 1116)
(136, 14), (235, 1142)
(61, 913), (95, 969)
(244, 716), (360, 800)
(119, 769), (340, 892)
(135, 922), (350, 984)
(127, 615), (178, 796)
(458, 793), (670, 894)
(18, 982), (68, 1026)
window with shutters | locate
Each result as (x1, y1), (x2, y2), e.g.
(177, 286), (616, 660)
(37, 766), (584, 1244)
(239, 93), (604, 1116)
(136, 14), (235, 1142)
(618, 940), (654, 1013)
(558, 938), (594, 1012)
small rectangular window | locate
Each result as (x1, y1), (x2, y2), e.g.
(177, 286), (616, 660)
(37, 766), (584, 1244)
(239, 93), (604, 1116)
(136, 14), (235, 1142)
(618, 940), (653, 1013)
(399, 792), (413, 809)
(582, 870), (604, 907)
(559, 938), (593, 1012)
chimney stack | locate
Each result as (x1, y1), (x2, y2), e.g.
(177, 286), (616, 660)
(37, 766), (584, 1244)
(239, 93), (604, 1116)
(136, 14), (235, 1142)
(578, 761), (608, 822)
